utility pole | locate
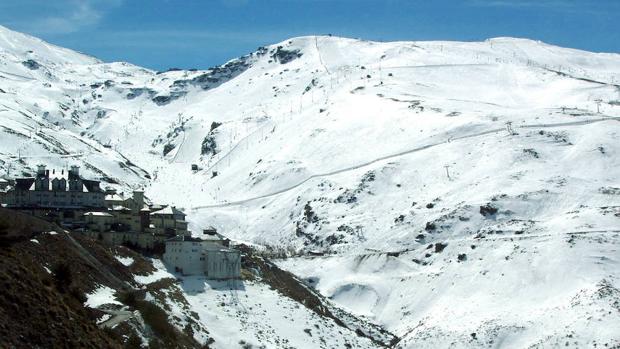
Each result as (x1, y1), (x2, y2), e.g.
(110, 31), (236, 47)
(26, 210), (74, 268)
(379, 57), (383, 85)
(595, 99), (602, 114)
(506, 121), (515, 135)
(444, 165), (451, 181)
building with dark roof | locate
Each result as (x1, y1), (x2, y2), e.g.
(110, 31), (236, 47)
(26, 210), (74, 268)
(149, 206), (188, 237)
(2, 165), (105, 209)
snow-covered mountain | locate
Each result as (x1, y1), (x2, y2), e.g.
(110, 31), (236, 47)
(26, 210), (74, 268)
(1, 24), (619, 348)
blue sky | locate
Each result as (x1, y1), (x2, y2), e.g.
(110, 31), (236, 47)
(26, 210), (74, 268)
(0, 0), (618, 70)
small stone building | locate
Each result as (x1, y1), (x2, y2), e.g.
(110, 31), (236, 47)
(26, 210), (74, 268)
(83, 211), (114, 232)
(79, 189), (191, 250)
(150, 206), (188, 237)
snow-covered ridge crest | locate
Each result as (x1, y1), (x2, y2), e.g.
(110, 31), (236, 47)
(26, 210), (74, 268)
(0, 24), (100, 66)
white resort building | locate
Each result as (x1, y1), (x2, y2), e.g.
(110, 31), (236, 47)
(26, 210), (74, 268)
(163, 229), (241, 279)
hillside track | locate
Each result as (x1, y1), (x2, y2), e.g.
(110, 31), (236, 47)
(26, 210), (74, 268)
(192, 116), (620, 210)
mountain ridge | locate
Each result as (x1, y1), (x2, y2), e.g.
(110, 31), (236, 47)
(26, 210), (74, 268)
(0, 24), (619, 348)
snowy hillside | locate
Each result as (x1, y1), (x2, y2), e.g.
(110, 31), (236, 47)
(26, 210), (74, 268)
(1, 24), (619, 348)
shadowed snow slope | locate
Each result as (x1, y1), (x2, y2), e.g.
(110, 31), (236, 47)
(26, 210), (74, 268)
(1, 24), (619, 347)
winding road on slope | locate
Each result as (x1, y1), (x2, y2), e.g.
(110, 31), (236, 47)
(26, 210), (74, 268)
(8, 151), (87, 159)
(191, 116), (620, 211)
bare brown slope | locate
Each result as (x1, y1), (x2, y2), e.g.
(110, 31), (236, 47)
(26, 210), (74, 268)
(0, 208), (124, 348)
(0, 208), (205, 348)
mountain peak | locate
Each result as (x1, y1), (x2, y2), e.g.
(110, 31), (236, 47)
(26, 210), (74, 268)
(0, 24), (100, 67)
